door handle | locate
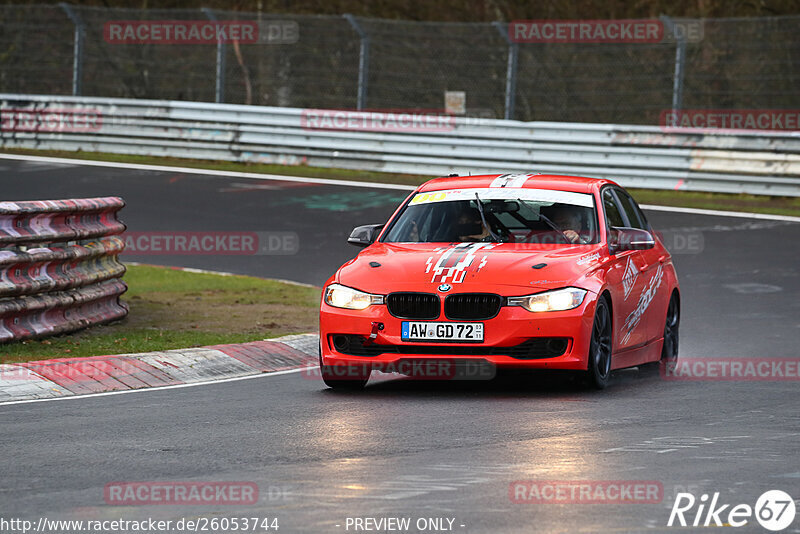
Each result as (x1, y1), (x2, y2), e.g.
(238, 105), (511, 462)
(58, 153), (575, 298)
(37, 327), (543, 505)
(639, 255), (667, 272)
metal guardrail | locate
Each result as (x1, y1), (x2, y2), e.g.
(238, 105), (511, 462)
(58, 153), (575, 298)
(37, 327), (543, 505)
(1, 94), (799, 196)
(0, 197), (128, 343)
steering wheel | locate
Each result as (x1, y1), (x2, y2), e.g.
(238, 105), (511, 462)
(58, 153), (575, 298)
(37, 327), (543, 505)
(484, 226), (510, 242)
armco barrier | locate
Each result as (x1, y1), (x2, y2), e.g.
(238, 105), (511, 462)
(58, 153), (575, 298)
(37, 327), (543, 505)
(0, 197), (128, 343)
(1, 94), (799, 196)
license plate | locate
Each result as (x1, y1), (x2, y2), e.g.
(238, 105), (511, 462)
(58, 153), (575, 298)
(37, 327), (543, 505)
(401, 321), (484, 342)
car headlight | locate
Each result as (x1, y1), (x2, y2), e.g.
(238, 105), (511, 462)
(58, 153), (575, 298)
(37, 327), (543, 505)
(507, 287), (587, 312)
(324, 283), (384, 310)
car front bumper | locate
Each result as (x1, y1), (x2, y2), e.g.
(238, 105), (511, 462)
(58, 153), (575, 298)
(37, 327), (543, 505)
(319, 295), (597, 375)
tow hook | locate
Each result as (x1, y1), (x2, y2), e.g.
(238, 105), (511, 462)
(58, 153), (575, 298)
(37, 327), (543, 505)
(365, 322), (384, 345)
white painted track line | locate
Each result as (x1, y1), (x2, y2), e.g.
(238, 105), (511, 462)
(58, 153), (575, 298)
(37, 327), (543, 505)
(2, 152), (799, 222)
(638, 203), (800, 222)
(0, 367), (307, 408)
(0, 153), (416, 191)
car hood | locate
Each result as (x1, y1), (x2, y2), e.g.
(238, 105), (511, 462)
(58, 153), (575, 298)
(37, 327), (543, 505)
(336, 242), (605, 295)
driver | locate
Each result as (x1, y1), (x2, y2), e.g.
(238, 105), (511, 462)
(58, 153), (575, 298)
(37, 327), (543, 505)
(456, 208), (490, 242)
(548, 205), (583, 244)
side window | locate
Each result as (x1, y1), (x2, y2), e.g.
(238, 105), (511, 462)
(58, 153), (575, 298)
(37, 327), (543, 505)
(602, 189), (625, 228)
(615, 190), (648, 230)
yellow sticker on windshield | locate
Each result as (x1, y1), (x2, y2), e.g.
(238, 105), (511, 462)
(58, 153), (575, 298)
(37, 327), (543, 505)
(410, 192), (449, 205)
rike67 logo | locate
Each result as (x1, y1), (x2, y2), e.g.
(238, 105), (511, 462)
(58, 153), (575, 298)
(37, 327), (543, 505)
(668, 490), (796, 531)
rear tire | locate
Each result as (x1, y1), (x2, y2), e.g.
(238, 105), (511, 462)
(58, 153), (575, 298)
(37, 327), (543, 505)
(660, 292), (680, 368)
(638, 291), (680, 377)
(319, 348), (370, 390)
(584, 297), (613, 390)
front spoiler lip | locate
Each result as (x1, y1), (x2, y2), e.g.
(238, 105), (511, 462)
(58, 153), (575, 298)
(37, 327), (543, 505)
(322, 353), (587, 371)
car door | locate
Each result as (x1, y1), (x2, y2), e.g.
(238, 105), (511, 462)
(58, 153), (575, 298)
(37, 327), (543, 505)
(613, 188), (670, 345)
(601, 187), (649, 350)
(612, 187), (668, 346)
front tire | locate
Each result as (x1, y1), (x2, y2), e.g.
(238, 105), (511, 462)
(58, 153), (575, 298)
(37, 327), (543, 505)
(584, 297), (613, 389)
(319, 350), (370, 390)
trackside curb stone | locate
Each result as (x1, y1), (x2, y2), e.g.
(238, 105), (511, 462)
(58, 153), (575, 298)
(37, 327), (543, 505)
(0, 333), (319, 403)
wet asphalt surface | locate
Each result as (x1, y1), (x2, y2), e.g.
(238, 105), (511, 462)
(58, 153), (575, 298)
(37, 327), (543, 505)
(0, 157), (798, 533)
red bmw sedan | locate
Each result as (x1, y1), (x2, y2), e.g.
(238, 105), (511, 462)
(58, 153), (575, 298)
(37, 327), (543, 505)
(319, 173), (680, 390)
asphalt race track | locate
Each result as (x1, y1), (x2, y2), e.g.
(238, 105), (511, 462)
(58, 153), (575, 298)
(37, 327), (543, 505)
(1, 157), (798, 533)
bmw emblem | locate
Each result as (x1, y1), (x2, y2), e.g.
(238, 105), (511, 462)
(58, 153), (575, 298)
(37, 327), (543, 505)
(438, 284), (452, 293)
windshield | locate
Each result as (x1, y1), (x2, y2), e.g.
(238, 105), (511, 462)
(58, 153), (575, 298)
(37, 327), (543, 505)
(382, 188), (599, 244)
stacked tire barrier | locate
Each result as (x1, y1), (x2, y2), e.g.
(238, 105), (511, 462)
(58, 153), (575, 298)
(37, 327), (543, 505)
(0, 197), (128, 342)
(1, 94), (799, 196)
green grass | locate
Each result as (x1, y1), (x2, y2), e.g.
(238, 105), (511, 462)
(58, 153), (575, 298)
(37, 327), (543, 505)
(122, 264), (315, 298)
(0, 265), (321, 364)
(3, 148), (799, 217)
(628, 188), (800, 217)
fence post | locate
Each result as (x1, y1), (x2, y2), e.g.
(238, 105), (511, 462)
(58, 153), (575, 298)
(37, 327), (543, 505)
(343, 14), (369, 110)
(59, 3), (84, 96)
(661, 16), (687, 127)
(493, 22), (518, 121)
(203, 8), (226, 103)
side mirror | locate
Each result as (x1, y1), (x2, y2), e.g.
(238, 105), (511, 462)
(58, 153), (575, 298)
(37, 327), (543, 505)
(348, 224), (385, 247)
(609, 227), (655, 254)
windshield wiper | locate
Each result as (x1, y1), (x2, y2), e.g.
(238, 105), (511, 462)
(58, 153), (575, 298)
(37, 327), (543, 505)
(474, 192), (502, 242)
(517, 198), (571, 245)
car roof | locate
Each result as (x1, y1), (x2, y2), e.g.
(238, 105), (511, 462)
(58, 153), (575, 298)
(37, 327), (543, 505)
(417, 173), (618, 194)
